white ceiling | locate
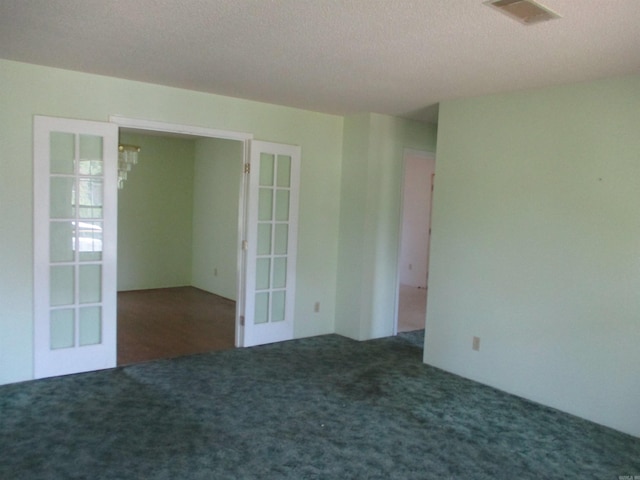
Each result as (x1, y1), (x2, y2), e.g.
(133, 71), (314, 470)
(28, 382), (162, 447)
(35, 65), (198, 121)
(1, 0), (639, 124)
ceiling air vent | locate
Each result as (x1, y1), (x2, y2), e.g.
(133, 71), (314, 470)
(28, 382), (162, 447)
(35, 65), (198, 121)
(484, 0), (560, 25)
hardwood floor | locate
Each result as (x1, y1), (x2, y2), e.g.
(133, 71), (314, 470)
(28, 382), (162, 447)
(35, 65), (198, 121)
(117, 286), (236, 366)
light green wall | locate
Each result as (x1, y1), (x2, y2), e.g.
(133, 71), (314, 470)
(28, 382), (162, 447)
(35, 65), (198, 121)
(119, 134), (242, 299)
(0, 59), (343, 384)
(192, 138), (243, 300)
(336, 113), (437, 340)
(117, 133), (195, 291)
(335, 114), (371, 339)
(426, 74), (640, 437)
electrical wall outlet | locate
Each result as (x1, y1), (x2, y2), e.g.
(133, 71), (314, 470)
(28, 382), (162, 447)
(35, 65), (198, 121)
(472, 336), (480, 351)
(314, 302), (320, 313)
(214, 268), (218, 276)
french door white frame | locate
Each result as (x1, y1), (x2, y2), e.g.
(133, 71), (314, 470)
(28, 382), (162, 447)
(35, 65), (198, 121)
(109, 116), (253, 347)
(243, 141), (301, 347)
(34, 116), (119, 378)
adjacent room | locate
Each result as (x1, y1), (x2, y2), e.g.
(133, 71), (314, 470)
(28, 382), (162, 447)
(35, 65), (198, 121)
(116, 131), (243, 364)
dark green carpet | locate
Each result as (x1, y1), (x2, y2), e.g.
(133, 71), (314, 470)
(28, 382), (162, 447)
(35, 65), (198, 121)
(0, 331), (638, 479)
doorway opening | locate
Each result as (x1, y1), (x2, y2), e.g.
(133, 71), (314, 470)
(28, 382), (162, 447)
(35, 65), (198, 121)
(33, 115), (300, 379)
(110, 117), (251, 365)
(395, 149), (435, 335)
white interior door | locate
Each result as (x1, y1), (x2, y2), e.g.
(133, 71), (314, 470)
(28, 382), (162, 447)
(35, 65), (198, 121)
(243, 141), (300, 347)
(33, 115), (118, 379)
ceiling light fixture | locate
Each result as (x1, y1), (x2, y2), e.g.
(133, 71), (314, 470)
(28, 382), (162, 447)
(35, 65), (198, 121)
(484, 0), (560, 25)
(118, 144), (141, 189)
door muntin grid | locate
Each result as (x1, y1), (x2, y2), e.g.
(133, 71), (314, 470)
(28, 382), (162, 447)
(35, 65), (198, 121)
(34, 116), (118, 379)
(48, 132), (105, 350)
(254, 153), (292, 325)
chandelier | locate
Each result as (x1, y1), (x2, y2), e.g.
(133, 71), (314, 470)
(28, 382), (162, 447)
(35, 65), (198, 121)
(118, 144), (141, 189)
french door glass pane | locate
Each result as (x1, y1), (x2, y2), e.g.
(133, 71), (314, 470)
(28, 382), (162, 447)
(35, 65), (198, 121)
(257, 223), (272, 255)
(50, 221), (74, 262)
(258, 189), (273, 221)
(50, 132), (75, 175)
(50, 177), (75, 219)
(78, 135), (103, 175)
(256, 258), (271, 290)
(78, 178), (103, 219)
(77, 221), (103, 261)
(273, 257), (287, 288)
(271, 291), (286, 322)
(276, 155), (291, 187)
(50, 309), (75, 349)
(50, 265), (74, 306)
(259, 153), (275, 186)
(79, 265), (102, 304)
(79, 306), (102, 346)
(255, 292), (269, 324)
(274, 224), (288, 254)
(275, 190), (290, 221)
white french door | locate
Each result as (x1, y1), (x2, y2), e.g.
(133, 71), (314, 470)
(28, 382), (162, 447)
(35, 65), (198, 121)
(33, 114), (297, 374)
(243, 141), (301, 347)
(33, 116), (118, 379)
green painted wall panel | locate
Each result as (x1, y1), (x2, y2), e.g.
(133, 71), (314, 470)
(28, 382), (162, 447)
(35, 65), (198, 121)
(192, 138), (243, 300)
(426, 74), (640, 437)
(335, 114), (372, 339)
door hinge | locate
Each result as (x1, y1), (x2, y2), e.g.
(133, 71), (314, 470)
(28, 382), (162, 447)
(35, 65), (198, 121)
(244, 163), (250, 174)
(242, 240), (248, 250)
(240, 315), (245, 326)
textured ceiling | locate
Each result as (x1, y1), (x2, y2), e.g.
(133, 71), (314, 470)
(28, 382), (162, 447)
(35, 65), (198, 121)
(1, 0), (639, 124)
